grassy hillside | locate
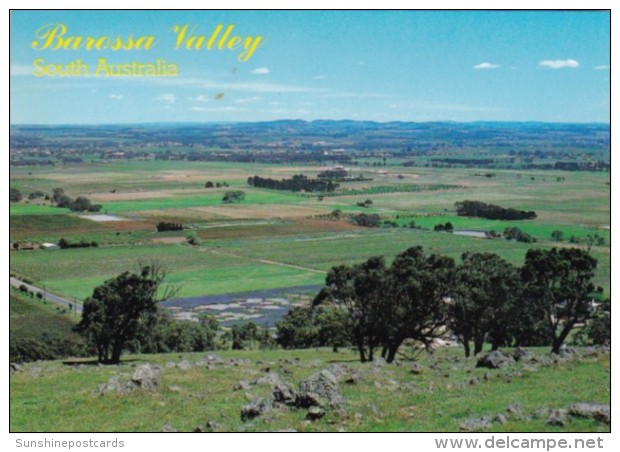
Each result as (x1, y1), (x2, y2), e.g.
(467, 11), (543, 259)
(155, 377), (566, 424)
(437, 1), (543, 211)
(9, 289), (85, 363)
(10, 347), (610, 432)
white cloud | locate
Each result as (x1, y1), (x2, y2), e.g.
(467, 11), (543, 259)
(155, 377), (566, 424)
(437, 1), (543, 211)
(109, 94), (124, 100)
(251, 67), (270, 75)
(154, 93), (176, 103)
(594, 65), (610, 70)
(235, 96), (263, 104)
(474, 62), (500, 70)
(189, 95), (209, 102)
(539, 59), (580, 69)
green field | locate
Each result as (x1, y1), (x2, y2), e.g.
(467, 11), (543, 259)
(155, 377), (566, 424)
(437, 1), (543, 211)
(9, 347), (610, 432)
(10, 159), (611, 301)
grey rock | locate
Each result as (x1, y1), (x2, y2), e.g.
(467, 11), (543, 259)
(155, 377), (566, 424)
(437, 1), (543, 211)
(469, 377), (479, 386)
(131, 364), (160, 390)
(410, 362), (424, 375)
(476, 351), (515, 369)
(161, 424), (177, 433)
(297, 370), (345, 410)
(306, 406), (326, 421)
(240, 398), (273, 421)
(233, 380), (251, 391)
(460, 417), (492, 431)
(344, 371), (364, 385)
(253, 372), (283, 386)
(494, 414), (508, 425)
(546, 411), (568, 427)
(558, 346), (578, 359)
(272, 380), (297, 406)
(206, 420), (223, 431)
(569, 403), (610, 424)
(177, 360), (192, 371)
(192, 426), (206, 433)
(512, 347), (533, 362)
(372, 357), (387, 367)
(165, 361), (177, 369)
(196, 354), (223, 366)
(506, 403), (523, 416)
(10, 363), (22, 373)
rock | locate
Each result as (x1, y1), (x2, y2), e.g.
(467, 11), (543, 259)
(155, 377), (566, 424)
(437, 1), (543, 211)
(165, 361), (177, 369)
(386, 379), (400, 391)
(410, 363), (424, 375)
(476, 351), (515, 369)
(161, 424), (177, 433)
(506, 403), (523, 416)
(193, 426), (206, 433)
(196, 354), (223, 366)
(233, 380), (251, 391)
(460, 417), (492, 431)
(483, 372), (492, 381)
(168, 385), (182, 393)
(297, 370), (345, 410)
(469, 377), (479, 386)
(240, 398), (273, 421)
(253, 372), (283, 386)
(372, 357), (387, 367)
(306, 406), (326, 421)
(272, 380), (297, 406)
(206, 420), (222, 431)
(325, 364), (349, 380)
(494, 414), (507, 425)
(512, 347), (532, 362)
(569, 403), (611, 424)
(99, 375), (137, 396)
(10, 363), (22, 373)
(558, 346), (578, 359)
(344, 371), (364, 385)
(131, 364), (160, 390)
(177, 360), (192, 371)
(546, 410), (568, 427)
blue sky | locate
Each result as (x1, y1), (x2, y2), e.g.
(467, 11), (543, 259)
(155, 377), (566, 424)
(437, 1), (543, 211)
(10, 10), (610, 124)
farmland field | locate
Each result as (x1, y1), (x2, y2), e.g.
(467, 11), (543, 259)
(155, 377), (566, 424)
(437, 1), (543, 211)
(10, 123), (611, 317)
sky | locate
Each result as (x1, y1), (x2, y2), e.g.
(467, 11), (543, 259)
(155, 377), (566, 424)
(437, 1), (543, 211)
(9, 10), (611, 124)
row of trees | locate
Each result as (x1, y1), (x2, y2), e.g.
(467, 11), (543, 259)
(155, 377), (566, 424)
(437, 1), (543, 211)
(52, 188), (102, 212)
(455, 200), (536, 220)
(309, 246), (597, 362)
(248, 175), (339, 193)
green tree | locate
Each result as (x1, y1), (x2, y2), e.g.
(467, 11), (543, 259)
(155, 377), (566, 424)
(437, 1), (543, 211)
(381, 247), (454, 362)
(75, 265), (176, 363)
(521, 248), (597, 354)
(449, 252), (519, 357)
(10, 188), (23, 202)
(222, 190), (246, 203)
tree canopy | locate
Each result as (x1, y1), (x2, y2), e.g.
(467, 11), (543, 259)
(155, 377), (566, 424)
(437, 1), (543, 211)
(75, 265), (176, 364)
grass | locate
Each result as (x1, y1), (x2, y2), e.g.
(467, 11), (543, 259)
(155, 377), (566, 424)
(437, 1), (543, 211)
(9, 346), (610, 432)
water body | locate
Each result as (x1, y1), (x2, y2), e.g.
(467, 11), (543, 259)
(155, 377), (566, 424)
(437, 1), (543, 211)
(163, 284), (323, 308)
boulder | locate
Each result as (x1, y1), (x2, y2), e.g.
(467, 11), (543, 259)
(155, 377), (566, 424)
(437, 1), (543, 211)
(240, 398), (273, 421)
(131, 364), (160, 390)
(476, 351), (515, 369)
(306, 406), (326, 421)
(177, 360), (192, 371)
(459, 417), (492, 431)
(569, 403), (610, 424)
(512, 347), (532, 362)
(272, 380), (297, 406)
(233, 380), (251, 391)
(296, 370), (345, 410)
(10, 363), (22, 373)
(410, 362), (424, 375)
(161, 424), (177, 433)
(99, 375), (136, 396)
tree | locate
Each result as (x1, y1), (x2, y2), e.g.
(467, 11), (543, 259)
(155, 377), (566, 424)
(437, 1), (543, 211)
(551, 230), (564, 241)
(75, 265), (176, 364)
(222, 190), (246, 203)
(10, 188), (23, 202)
(521, 248), (597, 354)
(381, 247), (454, 362)
(52, 188), (72, 208)
(448, 253), (519, 357)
